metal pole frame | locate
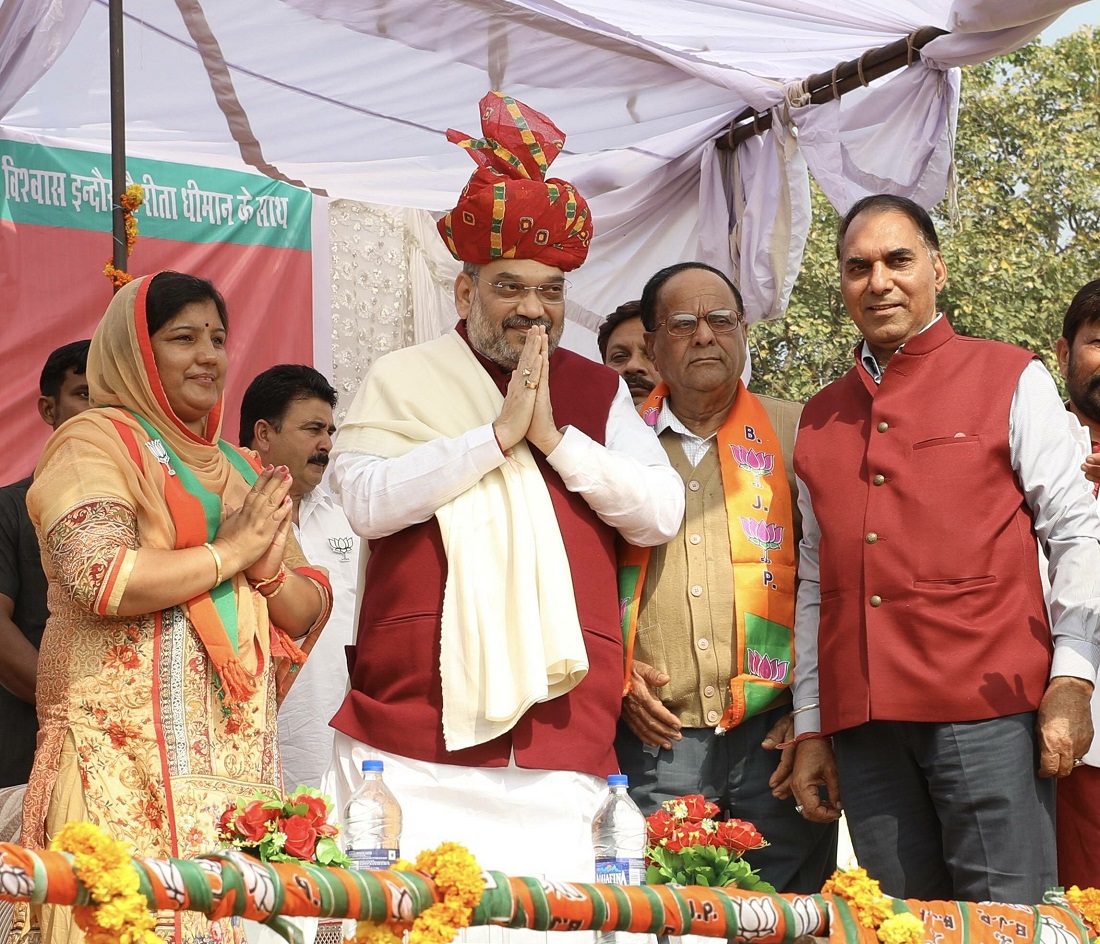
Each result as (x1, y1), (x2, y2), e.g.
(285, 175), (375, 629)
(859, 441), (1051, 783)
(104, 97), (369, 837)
(109, 0), (127, 284)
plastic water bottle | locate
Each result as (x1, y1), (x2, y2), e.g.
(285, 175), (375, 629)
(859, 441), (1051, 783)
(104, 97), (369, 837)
(343, 759), (402, 870)
(593, 774), (646, 944)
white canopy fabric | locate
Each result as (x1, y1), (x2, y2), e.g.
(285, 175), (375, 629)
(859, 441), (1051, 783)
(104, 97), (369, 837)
(0, 0), (1086, 326)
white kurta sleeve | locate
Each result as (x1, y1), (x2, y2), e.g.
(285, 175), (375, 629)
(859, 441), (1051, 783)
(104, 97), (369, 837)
(792, 461), (823, 736)
(543, 379), (684, 546)
(1010, 359), (1100, 681)
(332, 424), (506, 539)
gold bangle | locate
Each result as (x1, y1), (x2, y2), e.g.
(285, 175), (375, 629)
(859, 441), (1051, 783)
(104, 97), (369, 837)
(202, 542), (224, 588)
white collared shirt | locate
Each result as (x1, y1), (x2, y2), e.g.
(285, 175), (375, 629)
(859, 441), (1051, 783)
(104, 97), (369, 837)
(652, 398), (716, 468)
(278, 486), (362, 790)
(859, 313), (943, 384)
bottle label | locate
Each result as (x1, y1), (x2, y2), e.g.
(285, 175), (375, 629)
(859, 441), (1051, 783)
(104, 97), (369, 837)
(347, 846), (400, 871)
(594, 856), (646, 885)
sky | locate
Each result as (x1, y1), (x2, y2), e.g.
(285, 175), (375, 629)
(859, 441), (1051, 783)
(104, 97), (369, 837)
(1042, 1), (1099, 39)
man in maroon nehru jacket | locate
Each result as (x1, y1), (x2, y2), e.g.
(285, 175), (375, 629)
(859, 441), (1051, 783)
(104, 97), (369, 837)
(324, 92), (684, 879)
(789, 194), (1100, 904)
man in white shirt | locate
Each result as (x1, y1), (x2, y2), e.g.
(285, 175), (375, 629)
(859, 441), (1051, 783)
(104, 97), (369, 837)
(239, 364), (360, 790)
(324, 91), (684, 880)
(1054, 278), (1100, 890)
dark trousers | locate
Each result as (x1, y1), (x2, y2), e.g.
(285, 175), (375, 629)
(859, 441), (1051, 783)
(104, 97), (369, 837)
(832, 713), (1056, 903)
(615, 703), (837, 894)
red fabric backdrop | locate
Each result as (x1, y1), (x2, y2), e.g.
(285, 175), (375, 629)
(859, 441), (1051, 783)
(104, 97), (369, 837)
(1, 221), (312, 483)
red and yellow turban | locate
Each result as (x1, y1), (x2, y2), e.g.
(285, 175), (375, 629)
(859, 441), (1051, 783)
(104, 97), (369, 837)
(437, 91), (593, 272)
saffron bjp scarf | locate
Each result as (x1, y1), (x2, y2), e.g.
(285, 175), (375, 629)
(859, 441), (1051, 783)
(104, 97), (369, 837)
(332, 329), (588, 751)
(30, 275), (316, 706)
(619, 382), (797, 732)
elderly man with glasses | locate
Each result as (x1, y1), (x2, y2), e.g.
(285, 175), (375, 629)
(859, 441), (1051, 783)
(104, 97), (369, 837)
(615, 261), (837, 893)
(324, 93), (684, 883)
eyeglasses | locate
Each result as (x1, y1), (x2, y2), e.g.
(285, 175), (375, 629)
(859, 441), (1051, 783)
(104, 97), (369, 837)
(473, 276), (569, 305)
(660, 310), (744, 337)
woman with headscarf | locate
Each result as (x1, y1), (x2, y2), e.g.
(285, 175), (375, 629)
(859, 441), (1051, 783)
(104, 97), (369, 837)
(22, 271), (332, 944)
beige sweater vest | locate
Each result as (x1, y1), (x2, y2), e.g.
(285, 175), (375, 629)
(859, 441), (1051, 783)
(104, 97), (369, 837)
(633, 394), (802, 729)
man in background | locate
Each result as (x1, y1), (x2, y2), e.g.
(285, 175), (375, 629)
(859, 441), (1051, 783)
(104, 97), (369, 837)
(598, 300), (660, 405)
(240, 364), (360, 790)
(0, 340), (91, 786)
(1054, 278), (1100, 889)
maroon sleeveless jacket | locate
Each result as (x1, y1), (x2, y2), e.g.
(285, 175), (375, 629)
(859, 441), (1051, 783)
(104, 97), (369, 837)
(794, 318), (1051, 734)
(331, 328), (624, 777)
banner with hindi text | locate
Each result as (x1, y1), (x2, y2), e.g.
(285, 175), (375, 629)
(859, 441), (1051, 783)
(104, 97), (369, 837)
(1, 137), (314, 482)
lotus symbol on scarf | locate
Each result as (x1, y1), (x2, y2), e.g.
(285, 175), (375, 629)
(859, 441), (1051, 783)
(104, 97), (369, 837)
(746, 647), (789, 684)
(730, 445), (774, 487)
(739, 517), (784, 564)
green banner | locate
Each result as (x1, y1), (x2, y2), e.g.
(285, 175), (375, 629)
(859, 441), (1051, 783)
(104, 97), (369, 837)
(0, 138), (311, 251)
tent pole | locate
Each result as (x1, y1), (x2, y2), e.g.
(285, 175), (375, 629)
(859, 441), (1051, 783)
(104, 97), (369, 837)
(109, 0), (127, 284)
(716, 26), (947, 150)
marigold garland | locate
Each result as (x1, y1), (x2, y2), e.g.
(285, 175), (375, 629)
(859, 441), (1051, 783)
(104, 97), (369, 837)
(823, 868), (922, 944)
(103, 183), (145, 288)
(353, 842), (484, 944)
(1067, 886), (1100, 941)
(51, 822), (159, 944)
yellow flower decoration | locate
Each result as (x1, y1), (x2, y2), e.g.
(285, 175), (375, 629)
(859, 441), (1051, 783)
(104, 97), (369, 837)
(879, 913), (925, 944)
(353, 843), (483, 944)
(823, 868), (921, 944)
(103, 261), (134, 289)
(1067, 885), (1100, 940)
(352, 920), (402, 944)
(52, 822), (159, 944)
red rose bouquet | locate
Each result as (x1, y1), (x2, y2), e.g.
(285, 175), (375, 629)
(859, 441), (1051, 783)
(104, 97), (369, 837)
(645, 794), (774, 891)
(217, 787), (351, 867)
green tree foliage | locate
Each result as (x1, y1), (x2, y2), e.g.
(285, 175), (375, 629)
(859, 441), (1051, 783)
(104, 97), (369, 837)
(751, 26), (1100, 401)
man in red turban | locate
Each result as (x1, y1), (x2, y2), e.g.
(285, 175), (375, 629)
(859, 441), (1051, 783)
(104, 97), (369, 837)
(325, 92), (684, 886)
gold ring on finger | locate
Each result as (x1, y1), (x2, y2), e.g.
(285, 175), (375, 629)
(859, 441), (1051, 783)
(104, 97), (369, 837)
(524, 379), (538, 390)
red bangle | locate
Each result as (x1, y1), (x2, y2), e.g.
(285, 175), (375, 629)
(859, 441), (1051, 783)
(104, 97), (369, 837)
(775, 731), (831, 750)
(251, 564), (287, 594)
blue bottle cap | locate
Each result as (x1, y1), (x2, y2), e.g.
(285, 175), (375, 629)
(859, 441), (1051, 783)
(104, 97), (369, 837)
(362, 759), (384, 772)
(607, 774), (628, 787)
